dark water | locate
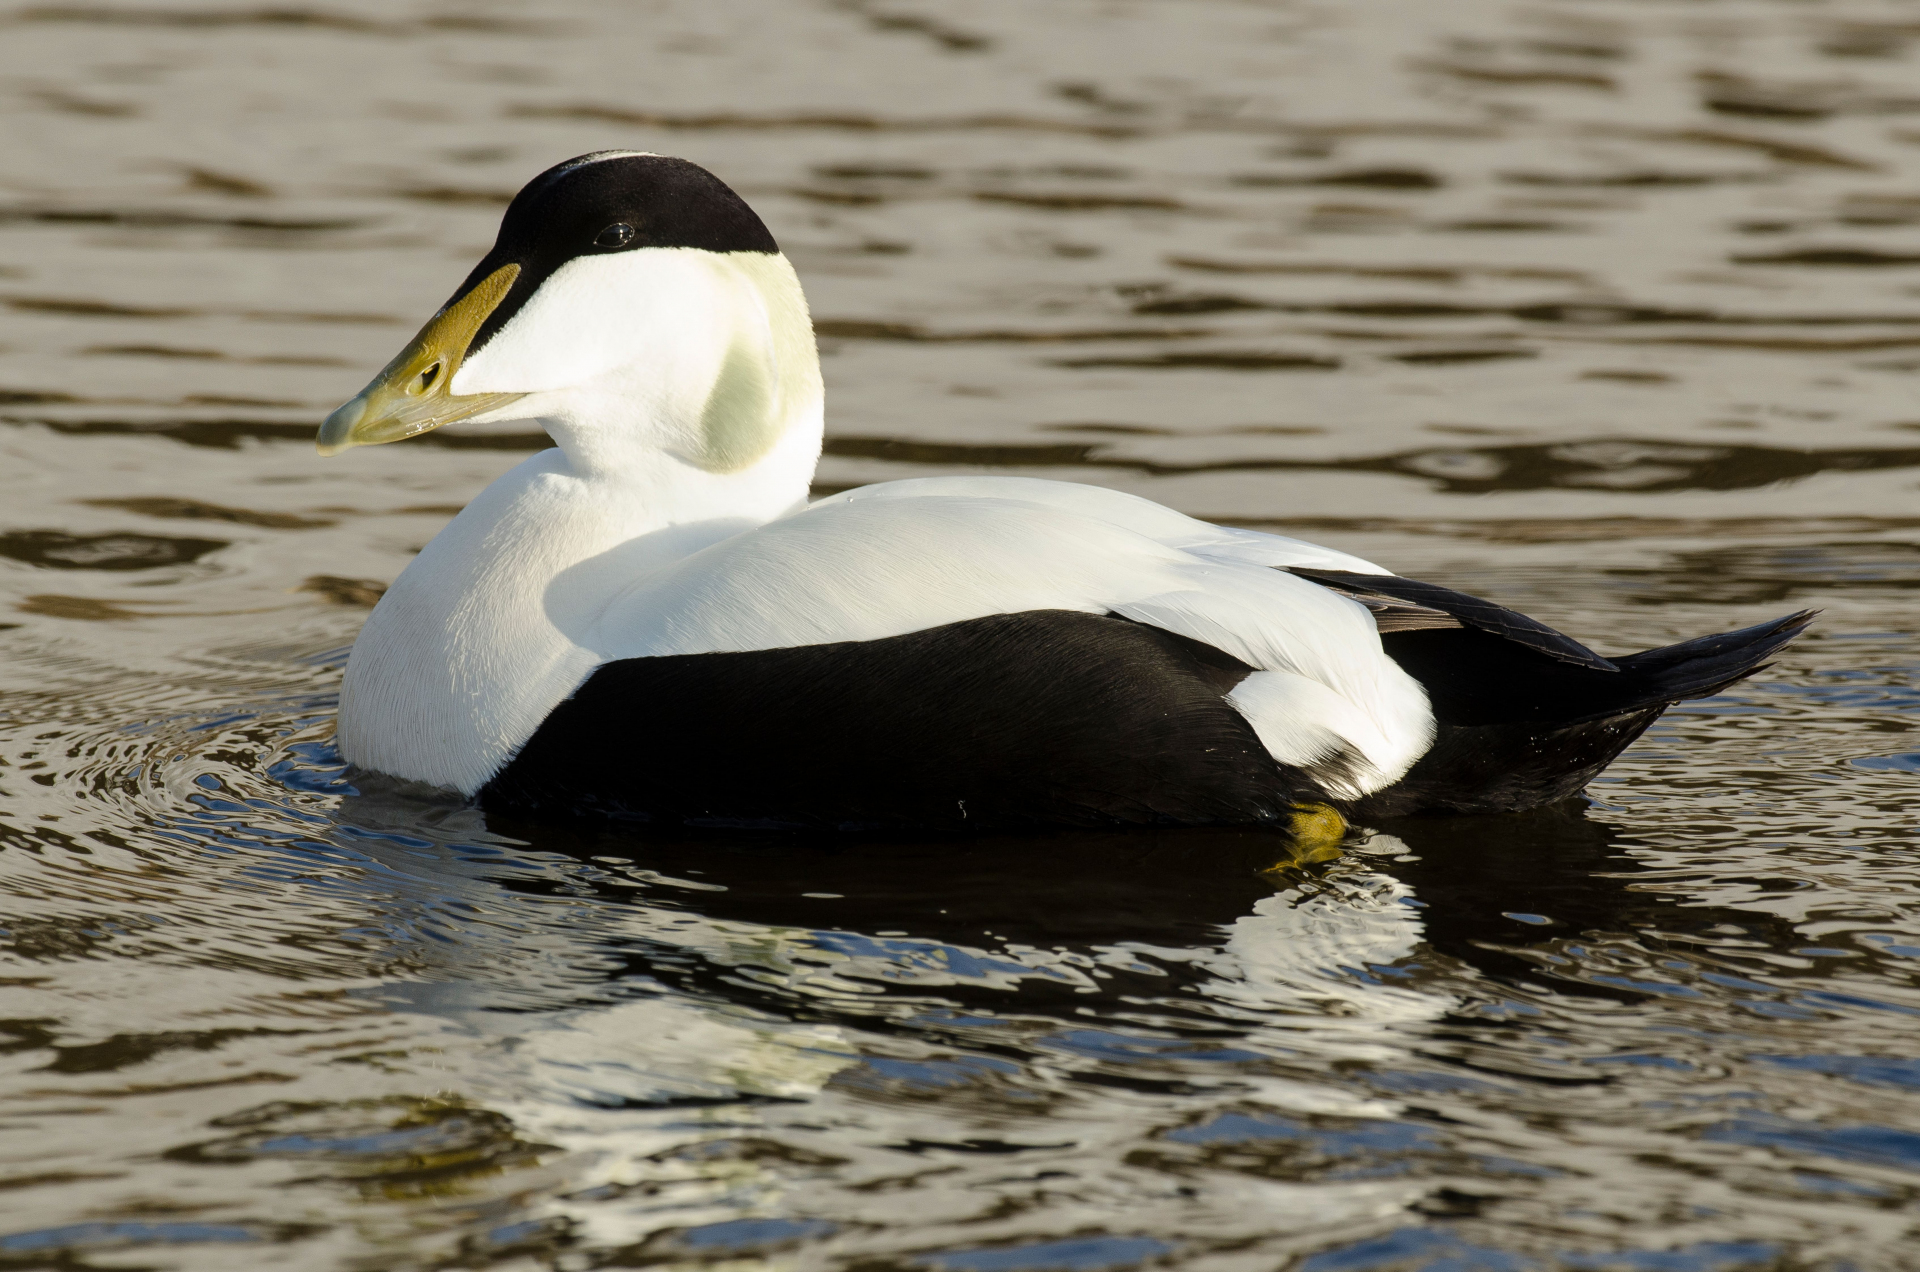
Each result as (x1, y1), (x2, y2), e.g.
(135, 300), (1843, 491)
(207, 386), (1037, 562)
(3, 1), (1920, 1268)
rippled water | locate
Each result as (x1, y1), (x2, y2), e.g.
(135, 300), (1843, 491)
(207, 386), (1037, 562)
(4, 1), (1920, 1268)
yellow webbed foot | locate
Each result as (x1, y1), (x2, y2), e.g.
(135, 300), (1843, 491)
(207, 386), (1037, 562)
(1265, 802), (1350, 874)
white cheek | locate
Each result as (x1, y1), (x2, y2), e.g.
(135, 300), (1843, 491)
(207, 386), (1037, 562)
(452, 249), (728, 395)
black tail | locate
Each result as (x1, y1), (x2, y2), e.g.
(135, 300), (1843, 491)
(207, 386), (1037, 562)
(1336, 595), (1814, 819)
(1612, 610), (1814, 699)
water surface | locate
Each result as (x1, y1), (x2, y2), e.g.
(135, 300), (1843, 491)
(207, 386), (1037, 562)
(2, 1), (1920, 1268)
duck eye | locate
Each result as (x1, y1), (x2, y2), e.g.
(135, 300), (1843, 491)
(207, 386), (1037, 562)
(595, 222), (636, 248)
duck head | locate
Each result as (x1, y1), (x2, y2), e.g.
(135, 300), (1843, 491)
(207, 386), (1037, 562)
(318, 151), (822, 477)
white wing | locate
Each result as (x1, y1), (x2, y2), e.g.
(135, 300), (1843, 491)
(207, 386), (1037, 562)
(587, 486), (1432, 796)
(811, 476), (1393, 575)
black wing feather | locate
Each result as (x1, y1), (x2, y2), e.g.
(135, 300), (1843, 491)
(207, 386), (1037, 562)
(1288, 567), (1619, 671)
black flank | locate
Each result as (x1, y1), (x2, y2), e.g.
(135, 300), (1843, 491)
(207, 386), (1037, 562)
(481, 581), (1811, 830)
(482, 610), (1331, 833)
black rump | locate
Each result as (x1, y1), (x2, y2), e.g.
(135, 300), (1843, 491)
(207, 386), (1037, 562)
(1343, 583), (1812, 818)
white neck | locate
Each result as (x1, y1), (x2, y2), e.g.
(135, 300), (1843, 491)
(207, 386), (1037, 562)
(336, 250), (824, 794)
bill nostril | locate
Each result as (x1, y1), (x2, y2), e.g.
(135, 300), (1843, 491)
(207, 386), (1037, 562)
(416, 362), (442, 394)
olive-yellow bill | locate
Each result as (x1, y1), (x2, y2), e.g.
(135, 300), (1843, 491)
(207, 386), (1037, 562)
(316, 264), (524, 455)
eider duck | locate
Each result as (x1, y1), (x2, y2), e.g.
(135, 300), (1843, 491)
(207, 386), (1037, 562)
(317, 151), (1810, 833)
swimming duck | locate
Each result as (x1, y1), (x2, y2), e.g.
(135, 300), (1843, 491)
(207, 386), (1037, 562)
(317, 151), (1810, 833)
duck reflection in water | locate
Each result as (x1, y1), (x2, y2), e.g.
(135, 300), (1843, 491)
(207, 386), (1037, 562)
(329, 782), (1808, 1111)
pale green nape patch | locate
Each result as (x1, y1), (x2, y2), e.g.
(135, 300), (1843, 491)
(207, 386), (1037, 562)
(690, 253), (821, 474)
(696, 322), (780, 472)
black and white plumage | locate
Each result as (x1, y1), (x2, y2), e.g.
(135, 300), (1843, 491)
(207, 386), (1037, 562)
(318, 152), (1811, 833)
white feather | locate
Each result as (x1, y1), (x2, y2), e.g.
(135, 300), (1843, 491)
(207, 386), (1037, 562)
(814, 476), (1390, 574)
